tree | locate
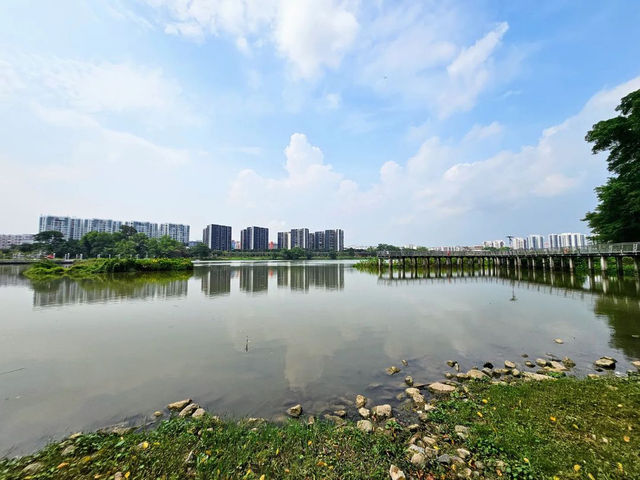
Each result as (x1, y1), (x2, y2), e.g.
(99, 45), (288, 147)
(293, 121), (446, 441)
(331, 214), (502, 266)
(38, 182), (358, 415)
(584, 89), (640, 242)
(34, 230), (65, 254)
(119, 225), (138, 238)
(189, 242), (211, 259)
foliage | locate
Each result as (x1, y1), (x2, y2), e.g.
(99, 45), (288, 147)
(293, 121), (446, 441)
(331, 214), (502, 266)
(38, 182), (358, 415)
(584, 89), (640, 242)
(23, 258), (193, 279)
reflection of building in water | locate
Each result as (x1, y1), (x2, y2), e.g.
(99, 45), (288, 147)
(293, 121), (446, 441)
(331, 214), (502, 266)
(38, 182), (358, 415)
(239, 265), (269, 293)
(282, 264), (345, 292)
(200, 266), (231, 297)
(0, 266), (33, 287)
(32, 277), (188, 307)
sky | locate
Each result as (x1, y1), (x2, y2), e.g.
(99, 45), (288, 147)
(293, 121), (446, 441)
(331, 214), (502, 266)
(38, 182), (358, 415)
(0, 1), (639, 246)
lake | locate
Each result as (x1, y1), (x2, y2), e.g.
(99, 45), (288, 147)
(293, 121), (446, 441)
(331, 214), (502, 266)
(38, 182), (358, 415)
(1, 261), (639, 455)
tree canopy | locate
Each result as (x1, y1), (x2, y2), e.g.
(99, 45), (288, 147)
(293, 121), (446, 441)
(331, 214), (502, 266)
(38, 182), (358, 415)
(584, 89), (640, 242)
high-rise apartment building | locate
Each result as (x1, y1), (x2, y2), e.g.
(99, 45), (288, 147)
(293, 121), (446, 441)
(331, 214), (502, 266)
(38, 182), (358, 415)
(240, 226), (269, 251)
(528, 234), (544, 250)
(548, 234), (560, 249)
(511, 237), (527, 250)
(313, 231), (325, 251)
(203, 224), (232, 251)
(324, 229), (344, 251)
(39, 215), (190, 243)
(290, 228), (310, 249)
(277, 232), (290, 250)
(0, 234), (35, 249)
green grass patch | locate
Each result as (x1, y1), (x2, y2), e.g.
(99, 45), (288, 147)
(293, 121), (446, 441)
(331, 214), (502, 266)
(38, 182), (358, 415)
(23, 258), (193, 279)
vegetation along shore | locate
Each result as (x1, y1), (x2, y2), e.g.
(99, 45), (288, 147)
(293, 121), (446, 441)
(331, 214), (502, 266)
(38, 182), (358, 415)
(22, 258), (193, 279)
(2, 354), (639, 480)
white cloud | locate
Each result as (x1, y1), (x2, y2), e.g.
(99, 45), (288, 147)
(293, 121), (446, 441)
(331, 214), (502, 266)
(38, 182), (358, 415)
(323, 92), (341, 109)
(146, 0), (358, 79)
(463, 121), (503, 142)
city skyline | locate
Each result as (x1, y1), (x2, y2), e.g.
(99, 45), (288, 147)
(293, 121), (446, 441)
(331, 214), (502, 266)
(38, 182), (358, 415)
(0, 3), (639, 245)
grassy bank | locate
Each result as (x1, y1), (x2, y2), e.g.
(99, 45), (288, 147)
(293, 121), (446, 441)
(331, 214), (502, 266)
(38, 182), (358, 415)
(23, 258), (193, 279)
(2, 375), (638, 479)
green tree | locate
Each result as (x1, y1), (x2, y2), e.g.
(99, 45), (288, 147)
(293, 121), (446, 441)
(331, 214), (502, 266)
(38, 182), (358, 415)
(584, 89), (640, 242)
(34, 230), (65, 254)
(189, 242), (211, 259)
(119, 225), (138, 238)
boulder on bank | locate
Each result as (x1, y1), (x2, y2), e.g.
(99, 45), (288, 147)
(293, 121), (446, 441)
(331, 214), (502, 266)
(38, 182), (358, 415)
(287, 404), (303, 418)
(594, 357), (616, 369)
(178, 403), (199, 418)
(371, 404), (392, 418)
(386, 366), (401, 375)
(168, 399), (192, 411)
(389, 464), (406, 480)
(429, 382), (456, 394)
(355, 394), (367, 408)
(357, 420), (373, 433)
(466, 369), (488, 380)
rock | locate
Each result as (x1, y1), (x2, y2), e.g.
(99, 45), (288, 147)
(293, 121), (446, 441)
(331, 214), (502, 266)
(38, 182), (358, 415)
(153, 411), (163, 417)
(429, 382), (456, 395)
(404, 375), (414, 386)
(355, 394), (367, 408)
(456, 372), (469, 381)
(407, 424), (420, 432)
(504, 360), (516, 369)
(594, 357), (616, 369)
(554, 338), (564, 344)
(512, 368), (521, 377)
(587, 373), (600, 379)
(410, 453), (426, 467)
(168, 399), (192, 411)
(324, 414), (346, 426)
(429, 382), (456, 394)
(287, 404), (303, 418)
(386, 366), (401, 375)
(447, 360), (457, 367)
(61, 445), (76, 456)
(525, 360), (535, 368)
(372, 404), (392, 418)
(334, 410), (347, 418)
(357, 420), (373, 433)
(192, 408), (206, 419)
(423, 436), (437, 446)
(68, 432), (82, 440)
(457, 448), (471, 459)
(401, 359), (408, 366)
(562, 357), (576, 368)
(445, 372), (454, 379)
(483, 362), (494, 369)
(114, 473), (123, 480)
(405, 387), (425, 404)
(522, 353), (529, 358)
(179, 403), (199, 417)
(536, 358), (549, 367)
(458, 467), (473, 478)
(522, 371), (554, 381)
(407, 444), (425, 455)
(437, 454), (452, 465)
(22, 462), (44, 474)
(632, 360), (640, 370)
(454, 425), (470, 439)
(467, 369), (488, 380)
(546, 361), (568, 372)
(389, 464), (406, 480)
(358, 407), (371, 418)
(481, 367), (494, 377)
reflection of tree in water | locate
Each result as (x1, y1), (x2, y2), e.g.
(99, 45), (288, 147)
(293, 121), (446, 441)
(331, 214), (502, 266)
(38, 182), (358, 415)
(29, 272), (190, 307)
(239, 265), (269, 294)
(0, 266), (32, 287)
(282, 264), (344, 292)
(593, 294), (640, 358)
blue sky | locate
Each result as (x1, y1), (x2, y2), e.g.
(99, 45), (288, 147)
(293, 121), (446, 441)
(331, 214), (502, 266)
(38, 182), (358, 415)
(1, 0), (639, 246)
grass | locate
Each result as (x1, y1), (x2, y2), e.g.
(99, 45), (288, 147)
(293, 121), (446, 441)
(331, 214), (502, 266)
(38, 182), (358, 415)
(23, 258), (193, 279)
(2, 375), (639, 479)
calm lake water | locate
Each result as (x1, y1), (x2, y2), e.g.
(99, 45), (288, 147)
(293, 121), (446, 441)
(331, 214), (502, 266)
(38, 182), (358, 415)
(1, 261), (639, 455)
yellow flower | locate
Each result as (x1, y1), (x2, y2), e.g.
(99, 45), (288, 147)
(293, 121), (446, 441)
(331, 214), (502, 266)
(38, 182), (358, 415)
(275, 448), (279, 455)
(617, 462), (624, 472)
(307, 440), (312, 446)
(588, 473), (595, 480)
(259, 475), (266, 480)
(623, 435), (630, 442)
(573, 464), (581, 472)
(140, 441), (149, 450)
(477, 411), (483, 418)
(125, 473), (131, 479)
(523, 458), (529, 463)
(482, 399), (488, 404)
(549, 416), (556, 422)
(572, 424), (579, 430)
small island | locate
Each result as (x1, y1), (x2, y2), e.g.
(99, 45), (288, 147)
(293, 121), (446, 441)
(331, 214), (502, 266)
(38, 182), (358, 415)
(23, 258), (193, 280)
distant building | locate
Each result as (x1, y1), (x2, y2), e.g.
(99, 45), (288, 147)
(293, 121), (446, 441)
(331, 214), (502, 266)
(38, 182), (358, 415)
(548, 234), (560, 249)
(313, 231), (325, 251)
(528, 234), (544, 250)
(38, 215), (190, 243)
(203, 224), (232, 251)
(511, 237), (527, 250)
(268, 241), (275, 250)
(0, 234), (35, 249)
(324, 229), (344, 251)
(277, 231), (290, 250)
(240, 226), (269, 251)
(483, 240), (505, 248)
(558, 233), (586, 248)
(290, 228), (310, 249)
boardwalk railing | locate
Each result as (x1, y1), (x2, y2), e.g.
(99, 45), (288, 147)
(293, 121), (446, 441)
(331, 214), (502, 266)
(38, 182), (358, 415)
(377, 242), (640, 258)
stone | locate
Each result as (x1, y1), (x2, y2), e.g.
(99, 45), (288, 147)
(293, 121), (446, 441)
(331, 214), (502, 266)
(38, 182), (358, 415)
(192, 408), (206, 419)
(456, 372), (469, 381)
(22, 462), (44, 474)
(504, 360), (516, 369)
(481, 367), (494, 377)
(389, 464), (406, 480)
(407, 444), (425, 455)
(467, 369), (488, 380)
(355, 394), (367, 408)
(522, 371), (554, 381)
(554, 338), (564, 344)
(358, 407), (371, 418)
(429, 382), (456, 394)
(402, 359), (408, 366)
(68, 432), (83, 440)
(445, 372), (454, 379)
(457, 448), (471, 459)
(525, 360), (535, 368)
(153, 411), (163, 417)
(437, 454), (452, 465)
(404, 375), (414, 386)
(114, 473), (124, 480)
(447, 360), (457, 367)
(372, 404), (392, 418)
(386, 366), (401, 375)
(587, 373), (600, 379)
(307, 416), (315, 425)
(521, 353), (529, 358)
(61, 445), (76, 456)
(594, 357), (616, 369)
(458, 467), (473, 478)
(287, 404), (303, 418)
(179, 403), (199, 417)
(483, 362), (494, 369)
(632, 360), (640, 370)
(454, 425), (470, 439)
(168, 399), (192, 411)
(511, 368), (521, 377)
(324, 414), (346, 426)
(407, 424), (420, 432)
(562, 357), (576, 368)
(405, 387), (425, 404)
(411, 453), (426, 467)
(423, 435), (437, 446)
(536, 358), (549, 367)
(357, 420), (373, 433)
(334, 410), (347, 418)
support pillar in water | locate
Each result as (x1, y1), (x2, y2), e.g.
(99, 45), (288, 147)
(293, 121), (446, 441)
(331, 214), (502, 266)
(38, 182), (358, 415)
(600, 256), (608, 276)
